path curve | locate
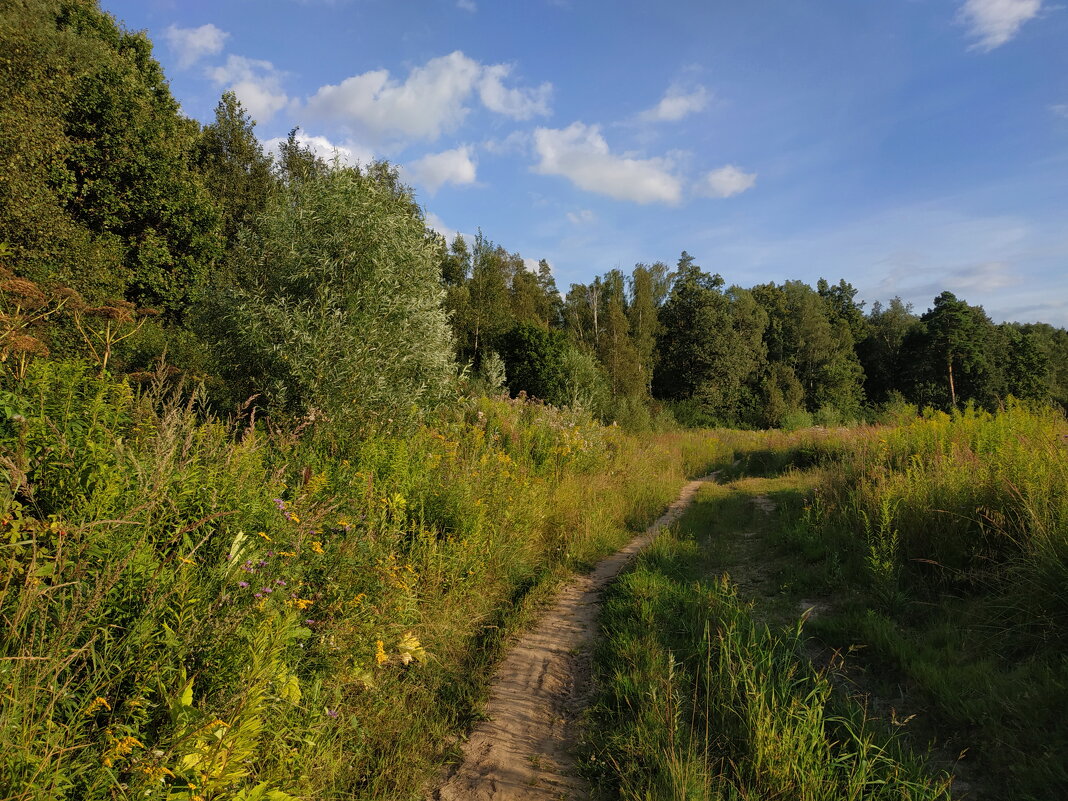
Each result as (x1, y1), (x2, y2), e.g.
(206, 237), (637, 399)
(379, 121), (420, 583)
(431, 474), (716, 801)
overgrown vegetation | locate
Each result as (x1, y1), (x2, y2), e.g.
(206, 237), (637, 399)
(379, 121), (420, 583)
(2, 3), (1067, 799)
(586, 407), (1068, 800)
(0, 360), (724, 799)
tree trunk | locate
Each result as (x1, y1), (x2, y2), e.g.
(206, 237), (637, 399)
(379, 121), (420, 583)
(947, 356), (957, 408)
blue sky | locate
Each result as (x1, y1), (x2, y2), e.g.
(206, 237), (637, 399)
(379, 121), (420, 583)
(105, 0), (1068, 325)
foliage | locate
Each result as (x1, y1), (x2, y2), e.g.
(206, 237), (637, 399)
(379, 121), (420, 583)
(202, 162), (455, 429)
(0, 358), (724, 800)
(0, 0), (220, 316)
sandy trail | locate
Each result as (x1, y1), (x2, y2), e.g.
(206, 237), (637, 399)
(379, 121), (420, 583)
(431, 475), (716, 801)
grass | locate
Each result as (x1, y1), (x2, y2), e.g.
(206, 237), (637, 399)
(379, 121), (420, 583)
(0, 358), (731, 800)
(584, 405), (1068, 800)
(581, 477), (952, 800)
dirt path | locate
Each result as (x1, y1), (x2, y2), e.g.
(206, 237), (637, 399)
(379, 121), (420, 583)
(431, 475), (716, 801)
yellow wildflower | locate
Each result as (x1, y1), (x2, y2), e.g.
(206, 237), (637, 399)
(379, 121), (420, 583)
(102, 735), (144, 767)
(138, 765), (175, 782)
(374, 639), (388, 666)
(84, 697), (111, 715)
(257, 531), (272, 542)
(310, 541), (325, 554)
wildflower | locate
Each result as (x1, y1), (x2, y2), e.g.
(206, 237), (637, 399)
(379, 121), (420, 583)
(179, 556), (195, 565)
(306, 619), (316, 625)
(262, 586), (273, 594)
(254, 593), (263, 599)
(257, 531), (272, 542)
(375, 640), (388, 666)
(276, 579), (287, 586)
(292, 598), (314, 610)
(273, 498), (287, 510)
(311, 540), (325, 554)
(326, 707), (338, 718)
(83, 697), (111, 715)
(238, 581), (249, 589)
(102, 735), (144, 767)
(137, 765), (175, 782)
(258, 560), (268, 567)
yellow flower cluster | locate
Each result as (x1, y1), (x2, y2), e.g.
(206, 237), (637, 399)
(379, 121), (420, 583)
(84, 696), (111, 715)
(102, 734), (144, 767)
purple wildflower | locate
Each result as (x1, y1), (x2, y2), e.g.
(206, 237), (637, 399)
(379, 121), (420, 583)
(254, 593), (263, 599)
(238, 581), (249, 589)
(276, 579), (286, 586)
(326, 707), (338, 718)
(305, 619), (316, 625)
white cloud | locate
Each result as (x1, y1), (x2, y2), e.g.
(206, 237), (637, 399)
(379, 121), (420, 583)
(208, 55), (289, 123)
(533, 122), (683, 205)
(482, 130), (531, 156)
(304, 52), (479, 142)
(425, 212), (468, 244)
(404, 146), (477, 193)
(262, 132), (373, 167)
(164, 23), (228, 69)
(698, 165), (757, 198)
(457, 0), (477, 11)
(567, 209), (596, 225)
(303, 51), (552, 145)
(959, 0), (1042, 51)
(478, 64), (552, 120)
(637, 84), (709, 122)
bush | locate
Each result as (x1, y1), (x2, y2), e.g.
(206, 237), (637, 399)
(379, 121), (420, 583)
(201, 162), (454, 431)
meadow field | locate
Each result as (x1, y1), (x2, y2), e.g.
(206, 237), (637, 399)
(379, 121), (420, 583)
(582, 404), (1068, 801)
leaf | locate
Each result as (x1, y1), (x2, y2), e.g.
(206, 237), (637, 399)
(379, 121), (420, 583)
(178, 673), (194, 708)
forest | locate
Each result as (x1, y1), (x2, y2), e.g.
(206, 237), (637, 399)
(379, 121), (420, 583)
(2, 2), (1067, 800)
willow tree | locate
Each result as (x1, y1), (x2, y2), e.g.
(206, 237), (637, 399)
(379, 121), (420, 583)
(208, 161), (454, 430)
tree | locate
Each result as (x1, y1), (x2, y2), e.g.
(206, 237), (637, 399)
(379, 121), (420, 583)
(858, 297), (920, 404)
(497, 322), (567, 403)
(751, 280), (864, 417)
(911, 291), (993, 409)
(196, 91), (275, 259)
(596, 270), (642, 398)
(627, 262), (670, 395)
(653, 253), (766, 424)
(207, 161), (454, 428)
(0, 0), (220, 315)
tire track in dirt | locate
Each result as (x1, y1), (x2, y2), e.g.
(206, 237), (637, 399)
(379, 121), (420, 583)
(430, 475), (717, 801)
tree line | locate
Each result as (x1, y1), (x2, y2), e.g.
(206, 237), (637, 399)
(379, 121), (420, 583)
(2, 0), (1065, 433)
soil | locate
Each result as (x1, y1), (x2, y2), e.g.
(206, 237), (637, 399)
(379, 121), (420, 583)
(429, 475), (716, 801)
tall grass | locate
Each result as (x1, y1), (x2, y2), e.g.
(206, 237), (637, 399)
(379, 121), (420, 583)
(584, 530), (952, 800)
(0, 359), (727, 800)
(764, 403), (1068, 798)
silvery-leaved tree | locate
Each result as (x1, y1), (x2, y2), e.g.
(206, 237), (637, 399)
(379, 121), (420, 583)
(210, 160), (455, 431)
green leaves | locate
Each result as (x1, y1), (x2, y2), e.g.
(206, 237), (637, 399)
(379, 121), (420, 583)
(207, 161), (454, 431)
